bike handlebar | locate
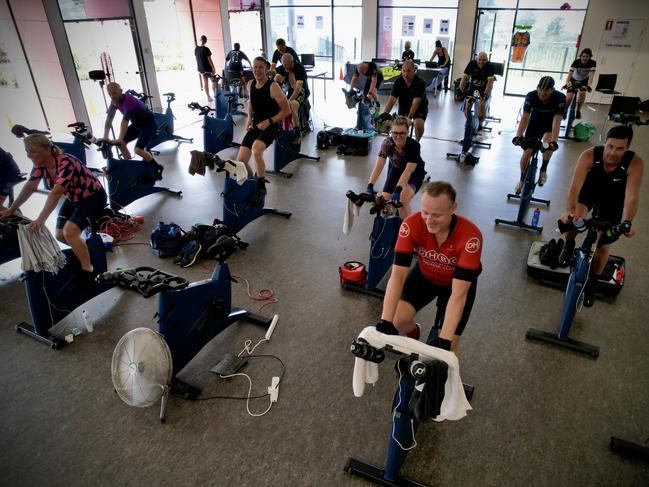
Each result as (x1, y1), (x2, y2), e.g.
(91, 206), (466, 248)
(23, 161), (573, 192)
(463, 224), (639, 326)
(187, 102), (214, 116)
(562, 80), (590, 93)
(557, 217), (631, 236)
(346, 190), (403, 213)
(125, 89), (153, 101)
(11, 124), (50, 138)
(513, 136), (552, 152)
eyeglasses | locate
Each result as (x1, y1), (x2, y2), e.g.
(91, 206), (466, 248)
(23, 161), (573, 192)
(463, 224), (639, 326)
(391, 131), (407, 136)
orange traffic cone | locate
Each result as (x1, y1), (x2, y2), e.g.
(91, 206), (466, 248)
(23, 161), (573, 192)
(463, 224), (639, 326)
(339, 66), (344, 81)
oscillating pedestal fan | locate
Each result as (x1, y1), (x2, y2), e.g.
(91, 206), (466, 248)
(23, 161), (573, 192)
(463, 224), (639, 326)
(111, 327), (173, 423)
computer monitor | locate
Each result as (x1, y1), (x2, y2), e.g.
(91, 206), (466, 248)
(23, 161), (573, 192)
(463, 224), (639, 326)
(301, 53), (315, 68)
(491, 62), (504, 77)
(608, 96), (640, 117)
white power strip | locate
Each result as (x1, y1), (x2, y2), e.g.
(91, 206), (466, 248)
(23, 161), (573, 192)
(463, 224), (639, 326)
(265, 314), (279, 340)
(268, 376), (280, 403)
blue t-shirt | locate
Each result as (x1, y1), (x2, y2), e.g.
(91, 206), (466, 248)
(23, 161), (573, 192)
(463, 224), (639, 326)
(523, 90), (566, 127)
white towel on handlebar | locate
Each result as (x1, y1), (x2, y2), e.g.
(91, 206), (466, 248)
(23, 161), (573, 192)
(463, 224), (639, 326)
(17, 224), (66, 274)
(352, 326), (472, 422)
(343, 199), (360, 235)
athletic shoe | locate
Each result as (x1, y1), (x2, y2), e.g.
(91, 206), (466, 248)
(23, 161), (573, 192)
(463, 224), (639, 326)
(514, 180), (523, 194)
(583, 278), (596, 307)
(181, 242), (202, 268)
(248, 184), (267, 208)
(406, 323), (421, 340)
(558, 238), (576, 267)
(538, 170), (547, 186)
(153, 161), (164, 181)
(207, 96), (213, 102)
(576, 110), (582, 119)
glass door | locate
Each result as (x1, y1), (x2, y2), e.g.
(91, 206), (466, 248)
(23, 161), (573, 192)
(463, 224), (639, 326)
(64, 19), (143, 134)
(475, 9), (516, 96)
(229, 10), (264, 60)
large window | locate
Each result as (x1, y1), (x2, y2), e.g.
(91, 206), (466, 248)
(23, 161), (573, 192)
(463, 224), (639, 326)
(268, 0), (362, 78)
(475, 0), (589, 96)
(377, 0), (459, 63)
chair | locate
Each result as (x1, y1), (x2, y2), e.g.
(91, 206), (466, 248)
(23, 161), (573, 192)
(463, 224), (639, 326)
(599, 95), (641, 141)
(592, 74), (622, 113)
(300, 54), (315, 70)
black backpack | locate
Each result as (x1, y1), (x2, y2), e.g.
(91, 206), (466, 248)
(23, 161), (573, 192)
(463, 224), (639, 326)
(150, 222), (186, 258)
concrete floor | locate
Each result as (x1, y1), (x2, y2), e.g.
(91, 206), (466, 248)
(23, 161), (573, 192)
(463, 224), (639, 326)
(1, 83), (648, 487)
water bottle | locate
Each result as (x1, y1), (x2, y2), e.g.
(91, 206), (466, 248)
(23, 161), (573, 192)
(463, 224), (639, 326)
(82, 310), (94, 333)
(531, 208), (541, 227)
(573, 217), (585, 230)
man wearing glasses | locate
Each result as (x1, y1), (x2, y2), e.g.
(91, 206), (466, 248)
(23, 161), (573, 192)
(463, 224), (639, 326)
(364, 116), (426, 218)
(375, 181), (483, 353)
(378, 60), (428, 142)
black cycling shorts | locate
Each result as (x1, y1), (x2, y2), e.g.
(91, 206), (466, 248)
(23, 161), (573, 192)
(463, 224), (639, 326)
(240, 123), (279, 149)
(578, 185), (624, 227)
(124, 111), (156, 150)
(56, 189), (107, 231)
(400, 263), (477, 336)
(524, 120), (552, 141)
(383, 166), (425, 195)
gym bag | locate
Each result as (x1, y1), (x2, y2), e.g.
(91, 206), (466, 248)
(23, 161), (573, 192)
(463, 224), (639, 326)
(339, 261), (368, 286)
(573, 122), (596, 142)
(150, 222), (186, 258)
(342, 128), (375, 156)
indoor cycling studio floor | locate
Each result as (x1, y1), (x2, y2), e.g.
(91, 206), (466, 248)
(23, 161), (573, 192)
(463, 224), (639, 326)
(1, 86), (648, 487)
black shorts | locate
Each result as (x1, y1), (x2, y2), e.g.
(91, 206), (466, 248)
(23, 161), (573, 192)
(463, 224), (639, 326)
(578, 186), (624, 226)
(240, 123), (279, 149)
(383, 166), (425, 195)
(524, 120), (552, 141)
(400, 264), (477, 336)
(398, 107), (428, 121)
(363, 74), (384, 94)
(124, 112), (156, 150)
(56, 189), (107, 231)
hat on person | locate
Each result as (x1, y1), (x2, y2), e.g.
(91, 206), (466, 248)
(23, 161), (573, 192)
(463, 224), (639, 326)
(538, 76), (555, 90)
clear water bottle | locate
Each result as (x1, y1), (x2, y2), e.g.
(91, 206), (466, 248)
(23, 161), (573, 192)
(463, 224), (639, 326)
(531, 208), (541, 227)
(82, 309), (94, 333)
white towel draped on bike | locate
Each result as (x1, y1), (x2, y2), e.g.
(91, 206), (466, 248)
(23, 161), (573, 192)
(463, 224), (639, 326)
(17, 224), (66, 274)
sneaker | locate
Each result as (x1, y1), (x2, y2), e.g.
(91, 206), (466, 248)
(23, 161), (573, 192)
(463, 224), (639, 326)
(181, 241), (202, 268)
(153, 161), (164, 181)
(583, 278), (596, 307)
(514, 180), (523, 194)
(248, 184), (267, 208)
(539, 239), (557, 267)
(576, 110), (582, 119)
(558, 238), (576, 267)
(538, 170), (547, 186)
(207, 96), (213, 102)
(406, 323), (421, 340)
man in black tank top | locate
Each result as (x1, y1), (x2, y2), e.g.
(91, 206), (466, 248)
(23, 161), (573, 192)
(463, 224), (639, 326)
(235, 56), (290, 206)
(559, 125), (643, 306)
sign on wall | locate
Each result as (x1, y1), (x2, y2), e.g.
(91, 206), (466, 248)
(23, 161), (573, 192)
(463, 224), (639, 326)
(423, 18), (433, 34)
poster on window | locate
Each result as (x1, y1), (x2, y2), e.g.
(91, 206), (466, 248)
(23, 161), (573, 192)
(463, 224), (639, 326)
(440, 19), (450, 35)
(613, 20), (630, 39)
(423, 18), (433, 34)
(383, 16), (392, 32)
(297, 15), (304, 29)
(315, 16), (323, 30)
(402, 16), (415, 37)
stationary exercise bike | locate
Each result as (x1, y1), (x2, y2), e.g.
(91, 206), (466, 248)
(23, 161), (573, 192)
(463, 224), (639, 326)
(12, 122), (95, 165)
(15, 233), (113, 349)
(343, 87), (379, 131)
(97, 236), (275, 398)
(124, 90), (193, 153)
(0, 214), (31, 265)
(188, 151), (291, 241)
(95, 138), (182, 211)
(560, 80), (589, 140)
(188, 92), (241, 155)
(526, 217), (631, 357)
(342, 191), (402, 298)
(495, 137), (551, 232)
(345, 326), (473, 486)
(268, 121), (320, 179)
(446, 89), (491, 166)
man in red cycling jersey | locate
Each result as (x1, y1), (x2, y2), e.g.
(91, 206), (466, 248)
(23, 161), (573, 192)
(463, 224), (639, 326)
(376, 181), (483, 353)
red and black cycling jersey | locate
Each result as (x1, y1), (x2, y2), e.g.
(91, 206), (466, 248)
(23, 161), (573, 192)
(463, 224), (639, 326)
(394, 213), (483, 286)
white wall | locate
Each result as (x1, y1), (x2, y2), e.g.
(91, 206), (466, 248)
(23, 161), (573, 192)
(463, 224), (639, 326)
(580, 0), (648, 100)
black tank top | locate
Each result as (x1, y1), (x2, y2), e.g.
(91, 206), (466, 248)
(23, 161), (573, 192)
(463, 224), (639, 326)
(437, 50), (448, 67)
(589, 145), (634, 203)
(251, 79), (280, 125)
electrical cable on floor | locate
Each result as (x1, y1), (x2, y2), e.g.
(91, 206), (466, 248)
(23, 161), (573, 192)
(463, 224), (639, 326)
(96, 213), (144, 244)
(231, 273), (278, 316)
